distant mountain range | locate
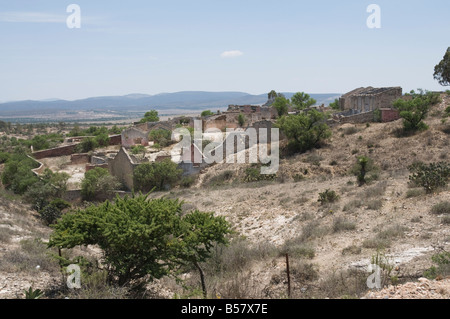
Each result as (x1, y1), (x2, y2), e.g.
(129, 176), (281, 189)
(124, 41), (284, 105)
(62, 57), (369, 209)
(0, 92), (341, 113)
(0, 91), (342, 123)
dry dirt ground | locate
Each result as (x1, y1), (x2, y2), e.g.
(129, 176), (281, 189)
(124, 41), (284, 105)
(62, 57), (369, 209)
(0, 94), (449, 299)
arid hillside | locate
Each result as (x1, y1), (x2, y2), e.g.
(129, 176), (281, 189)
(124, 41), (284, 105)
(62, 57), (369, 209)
(0, 94), (449, 299)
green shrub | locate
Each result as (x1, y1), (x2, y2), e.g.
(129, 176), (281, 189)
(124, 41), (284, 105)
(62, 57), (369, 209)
(24, 287), (43, 299)
(39, 199), (71, 226)
(201, 110), (214, 117)
(244, 165), (276, 183)
(408, 161), (450, 193)
(131, 145), (146, 155)
(318, 189), (339, 205)
(0, 152), (11, 163)
(1, 153), (39, 195)
(76, 137), (98, 153)
(133, 159), (182, 192)
(424, 250), (450, 279)
(180, 175), (197, 188)
(81, 167), (121, 201)
(149, 129), (172, 148)
(49, 194), (231, 288)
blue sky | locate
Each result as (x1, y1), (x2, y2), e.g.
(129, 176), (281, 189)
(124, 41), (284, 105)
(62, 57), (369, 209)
(0, 0), (449, 101)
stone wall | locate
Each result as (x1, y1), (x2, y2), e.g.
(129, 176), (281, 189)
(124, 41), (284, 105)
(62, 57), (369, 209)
(70, 153), (90, 165)
(339, 111), (375, 124)
(121, 127), (149, 148)
(380, 108), (400, 123)
(109, 134), (122, 145)
(341, 87), (402, 112)
(109, 147), (138, 191)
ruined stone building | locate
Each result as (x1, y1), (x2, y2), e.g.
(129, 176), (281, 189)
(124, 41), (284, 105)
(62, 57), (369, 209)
(340, 87), (402, 113)
(121, 127), (149, 148)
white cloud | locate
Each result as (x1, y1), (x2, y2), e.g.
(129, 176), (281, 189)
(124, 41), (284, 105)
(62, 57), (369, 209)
(220, 50), (244, 58)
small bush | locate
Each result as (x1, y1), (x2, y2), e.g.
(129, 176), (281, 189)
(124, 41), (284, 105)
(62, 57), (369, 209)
(362, 238), (391, 250)
(376, 224), (408, 240)
(366, 199), (383, 211)
(406, 188), (426, 198)
(344, 126), (358, 135)
(300, 220), (330, 241)
(39, 199), (71, 226)
(289, 260), (319, 283)
(305, 154), (323, 166)
(424, 250), (450, 279)
(280, 237), (315, 259)
(243, 166), (276, 183)
(408, 161), (450, 193)
(332, 217), (356, 233)
(431, 201), (450, 215)
(343, 200), (363, 212)
(205, 170), (234, 187)
(180, 175), (197, 188)
(318, 189), (339, 205)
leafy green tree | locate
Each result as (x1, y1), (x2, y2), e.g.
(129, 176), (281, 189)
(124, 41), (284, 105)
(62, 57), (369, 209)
(329, 98), (341, 110)
(1, 153), (39, 194)
(149, 129), (172, 148)
(276, 110), (331, 153)
(24, 169), (70, 211)
(133, 159), (182, 192)
(94, 133), (110, 147)
(76, 137), (98, 153)
(268, 90), (278, 100)
(30, 135), (50, 151)
(69, 123), (83, 137)
(140, 110), (160, 123)
(39, 199), (71, 226)
(0, 152), (10, 164)
(272, 96), (290, 117)
(201, 110), (214, 117)
(291, 92), (317, 110)
(81, 167), (121, 201)
(393, 89), (438, 132)
(109, 125), (123, 135)
(48, 194), (231, 289)
(434, 47), (450, 86)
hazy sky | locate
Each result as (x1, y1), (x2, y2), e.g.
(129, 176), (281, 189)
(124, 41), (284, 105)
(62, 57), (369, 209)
(0, 0), (449, 101)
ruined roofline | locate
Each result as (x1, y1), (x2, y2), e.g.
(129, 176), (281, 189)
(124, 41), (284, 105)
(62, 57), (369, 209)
(350, 86), (402, 97)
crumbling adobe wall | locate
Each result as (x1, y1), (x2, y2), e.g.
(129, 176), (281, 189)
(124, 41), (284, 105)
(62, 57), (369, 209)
(121, 128), (149, 148)
(339, 111), (375, 124)
(381, 109), (400, 122)
(70, 153), (90, 165)
(109, 134), (122, 145)
(109, 147), (138, 190)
